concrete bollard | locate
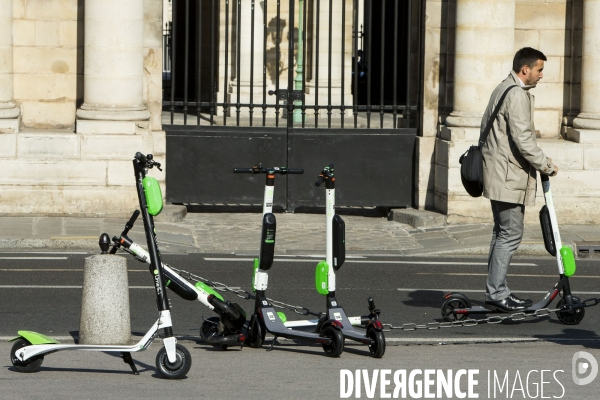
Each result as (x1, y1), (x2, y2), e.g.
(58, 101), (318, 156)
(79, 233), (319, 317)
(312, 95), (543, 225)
(79, 254), (131, 345)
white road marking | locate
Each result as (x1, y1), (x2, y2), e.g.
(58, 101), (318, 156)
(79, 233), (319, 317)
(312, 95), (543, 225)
(0, 285), (153, 289)
(0, 269), (148, 272)
(396, 288), (600, 295)
(416, 272), (600, 278)
(0, 251), (88, 254)
(204, 257), (537, 266)
(0, 257), (68, 260)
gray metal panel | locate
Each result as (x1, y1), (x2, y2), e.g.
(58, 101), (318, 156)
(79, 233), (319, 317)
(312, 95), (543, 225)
(287, 129), (416, 209)
(165, 126), (288, 205)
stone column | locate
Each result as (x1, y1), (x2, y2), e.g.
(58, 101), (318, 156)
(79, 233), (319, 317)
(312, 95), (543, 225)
(76, 0), (150, 121)
(572, 0), (600, 132)
(305, 0), (353, 107)
(228, 0), (265, 112)
(436, 0), (515, 220)
(0, 0), (20, 132)
(444, 0), (515, 128)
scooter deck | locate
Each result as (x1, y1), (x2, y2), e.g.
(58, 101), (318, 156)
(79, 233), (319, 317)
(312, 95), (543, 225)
(260, 306), (330, 344)
(455, 289), (560, 316)
(328, 307), (372, 345)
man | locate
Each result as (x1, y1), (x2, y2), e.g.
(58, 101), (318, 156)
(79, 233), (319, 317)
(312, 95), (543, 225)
(481, 47), (559, 312)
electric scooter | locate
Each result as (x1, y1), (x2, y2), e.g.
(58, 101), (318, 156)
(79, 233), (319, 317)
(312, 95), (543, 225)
(9, 152), (193, 379)
(311, 164), (386, 357)
(441, 173), (584, 325)
(105, 212), (247, 350)
(235, 164), (345, 357)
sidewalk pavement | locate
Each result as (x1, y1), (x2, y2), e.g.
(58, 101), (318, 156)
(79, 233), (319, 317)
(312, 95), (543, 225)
(1, 205), (600, 257)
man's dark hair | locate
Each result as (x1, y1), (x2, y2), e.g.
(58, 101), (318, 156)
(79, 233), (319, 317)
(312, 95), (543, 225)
(513, 47), (547, 73)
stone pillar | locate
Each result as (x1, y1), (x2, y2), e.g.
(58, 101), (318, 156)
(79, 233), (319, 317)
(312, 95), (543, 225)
(79, 255), (131, 345)
(76, 0), (150, 122)
(228, 0), (265, 113)
(445, 0), (515, 128)
(0, 0), (20, 132)
(572, 0), (600, 133)
(436, 0), (515, 220)
(305, 0), (353, 107)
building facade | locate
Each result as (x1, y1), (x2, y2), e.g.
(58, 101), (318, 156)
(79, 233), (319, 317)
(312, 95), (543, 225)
(0, 0), (597, 224)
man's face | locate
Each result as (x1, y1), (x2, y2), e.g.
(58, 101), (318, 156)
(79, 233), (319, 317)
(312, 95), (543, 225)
(523, 59), (544, 86)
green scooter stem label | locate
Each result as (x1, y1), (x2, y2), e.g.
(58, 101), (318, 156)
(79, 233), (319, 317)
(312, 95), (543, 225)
(315, 260), (329, 295)
(142, 176), (163, 216)
(252, 258), (259, 292)
(560, 246), (576, 277)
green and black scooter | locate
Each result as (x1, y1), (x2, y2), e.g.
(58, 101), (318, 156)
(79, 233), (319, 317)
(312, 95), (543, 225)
(235, 164), (345, 357)
(106, 212), (247, 350)
(441, 173), (585, 324)
(9, 152), (192, 379)
(311, 164), (386, 357)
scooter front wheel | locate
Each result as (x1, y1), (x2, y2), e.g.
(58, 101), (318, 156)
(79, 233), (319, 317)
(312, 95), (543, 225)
(200, 316), (228, 350)
(246, 315), (266, 348)
(556, 297), (585, 325)
(10, 338), (44, 373)
(155, 343), (192, 379)
(367, 328), (386, 358)
(320, 326), (344, 358)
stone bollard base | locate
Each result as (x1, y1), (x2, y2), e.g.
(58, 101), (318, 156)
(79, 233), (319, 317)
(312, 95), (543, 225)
(79, 254), (131, 345)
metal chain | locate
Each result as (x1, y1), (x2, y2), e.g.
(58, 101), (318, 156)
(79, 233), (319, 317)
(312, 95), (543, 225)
(381, 298), (600, 332)
(168, 265), (324, 317)
(167, 262), (600, 329)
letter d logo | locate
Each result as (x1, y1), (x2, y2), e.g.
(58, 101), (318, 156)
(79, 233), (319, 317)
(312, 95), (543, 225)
(572, 351), (598, 385)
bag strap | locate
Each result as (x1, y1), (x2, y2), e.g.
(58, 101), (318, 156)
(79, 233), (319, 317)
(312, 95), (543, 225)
(478, 84), (518, 148)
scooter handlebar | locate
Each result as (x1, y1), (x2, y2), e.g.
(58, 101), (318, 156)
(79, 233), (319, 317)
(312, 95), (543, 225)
(233, 168), (254, 173)
(540, 174), (550, 183)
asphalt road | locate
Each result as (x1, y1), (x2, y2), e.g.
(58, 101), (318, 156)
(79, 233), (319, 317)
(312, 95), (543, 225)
(2, 251), (600, 343)
(3, 250), (600, 398)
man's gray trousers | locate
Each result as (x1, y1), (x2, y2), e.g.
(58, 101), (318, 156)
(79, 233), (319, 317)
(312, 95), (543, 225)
(486, 200), (525, 301)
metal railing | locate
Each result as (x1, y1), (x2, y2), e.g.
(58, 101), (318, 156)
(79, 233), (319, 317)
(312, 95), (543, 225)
(163, 0), (422, 130)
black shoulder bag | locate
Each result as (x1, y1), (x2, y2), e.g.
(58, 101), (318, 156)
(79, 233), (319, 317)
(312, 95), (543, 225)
(459, 85), (518, 197)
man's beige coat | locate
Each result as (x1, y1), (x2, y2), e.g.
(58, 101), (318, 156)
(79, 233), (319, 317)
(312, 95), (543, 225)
(481, 71), (555, 206)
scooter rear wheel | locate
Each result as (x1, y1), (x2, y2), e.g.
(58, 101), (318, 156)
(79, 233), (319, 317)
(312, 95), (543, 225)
(155, 343), (192, 379)
(367, 328), (386, 358)
(441, 297), (470, 322)
(320, 326), (344, 357)
(200, 316), (228, 350)
(246, 315), (265, 348)
(10, 338), (44, 373)
(556, 297), (585, 325)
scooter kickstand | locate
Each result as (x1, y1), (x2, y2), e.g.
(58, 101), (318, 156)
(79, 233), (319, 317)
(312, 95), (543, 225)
(267, 336), (279, 352)
(121, 352), (139, 375)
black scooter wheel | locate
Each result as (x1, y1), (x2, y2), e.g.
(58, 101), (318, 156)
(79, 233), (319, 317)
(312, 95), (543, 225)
(320, 326), (344, 358)
(200, 316), (229, 350)
(367, 328), (386, 358)
(155, 343), (192, 379)
(556, 297), (585, 325)
(441, 297), (470, 321)
(10, 338), (44, 373)
(246, 315), (265, 348)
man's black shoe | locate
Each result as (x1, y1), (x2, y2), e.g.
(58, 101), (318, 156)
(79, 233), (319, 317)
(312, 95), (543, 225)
(485, 296), (527, 312)
(507, 294), (533, 306)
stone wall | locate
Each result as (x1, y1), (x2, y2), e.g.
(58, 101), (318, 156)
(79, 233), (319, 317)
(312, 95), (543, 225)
(0, 0), (165, 217)
(422, 0), (600, 224)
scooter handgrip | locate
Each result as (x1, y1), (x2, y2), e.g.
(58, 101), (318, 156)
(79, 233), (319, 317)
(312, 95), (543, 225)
(127, 210), (140, 227)
(233, 168), (254, 173)
(315, 176), (325, 186)
(134, 152), (146, 163)
(541, 174), (550, 183)
(286, 168), (304, 174)
(368, 297), (376, 311)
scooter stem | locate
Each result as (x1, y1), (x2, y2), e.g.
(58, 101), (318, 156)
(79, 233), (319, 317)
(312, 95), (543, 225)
(541, 174), (564, 275)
